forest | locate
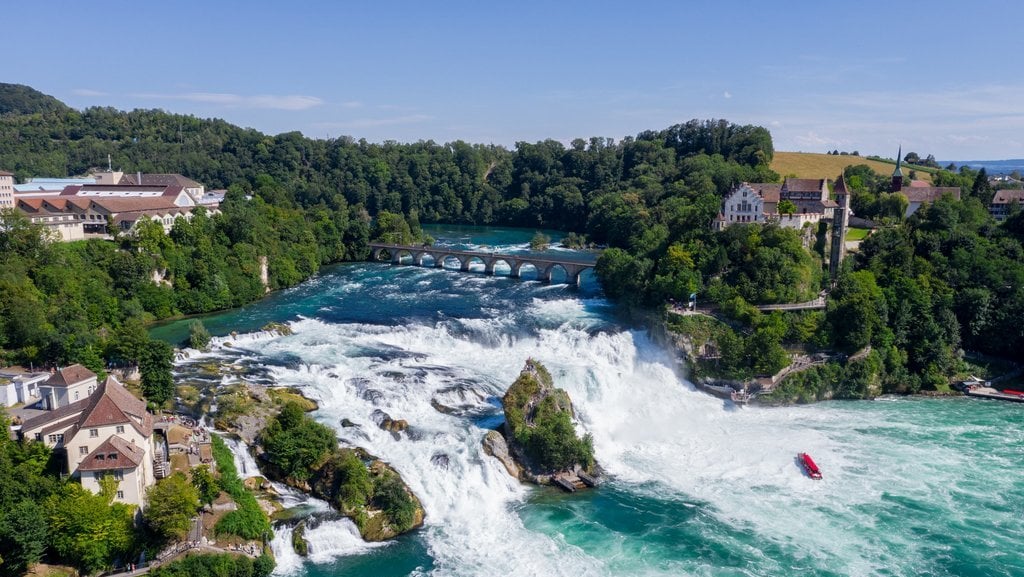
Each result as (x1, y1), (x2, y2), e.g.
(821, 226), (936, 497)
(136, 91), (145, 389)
(2, 82), (1022, 392)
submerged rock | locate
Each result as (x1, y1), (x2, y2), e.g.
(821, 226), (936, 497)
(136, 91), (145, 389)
(430, 383), (491, 415)
(430, 452), (451, 470)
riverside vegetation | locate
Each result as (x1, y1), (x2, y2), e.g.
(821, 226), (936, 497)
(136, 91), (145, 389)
(257, 402), (424, 542)
(1, 82), (1023, 572)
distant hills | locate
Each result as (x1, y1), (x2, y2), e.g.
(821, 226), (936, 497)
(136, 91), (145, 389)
(938, 159), (1024, 175)
(0, 83), (71, 116)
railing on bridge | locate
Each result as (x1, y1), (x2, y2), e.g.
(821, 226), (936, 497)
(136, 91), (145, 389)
(368, 242), (595, 286)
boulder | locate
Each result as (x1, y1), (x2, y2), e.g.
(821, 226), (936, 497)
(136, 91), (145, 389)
(482, 430), (521, 479)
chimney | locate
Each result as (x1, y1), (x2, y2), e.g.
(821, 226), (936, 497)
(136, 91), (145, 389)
(137, 171), (143, 186)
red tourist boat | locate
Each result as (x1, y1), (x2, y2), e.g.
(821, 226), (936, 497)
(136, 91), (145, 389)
(798, 452), (823, 480)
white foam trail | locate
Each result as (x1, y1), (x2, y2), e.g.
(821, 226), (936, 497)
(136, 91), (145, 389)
(220, 435), (262, 479)
(272, 518), (389, 575)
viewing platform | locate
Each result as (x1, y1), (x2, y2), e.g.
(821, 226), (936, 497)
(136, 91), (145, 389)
(368, 242), (596, 285)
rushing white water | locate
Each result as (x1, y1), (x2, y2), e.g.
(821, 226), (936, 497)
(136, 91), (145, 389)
(272, 519), (390, 575)
(221, 435), (263, 479)
(161, 229), (1022, 577)
(222, 304), (799, 576)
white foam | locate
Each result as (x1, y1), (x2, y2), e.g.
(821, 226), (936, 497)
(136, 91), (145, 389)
(191, 293), (1012, 576)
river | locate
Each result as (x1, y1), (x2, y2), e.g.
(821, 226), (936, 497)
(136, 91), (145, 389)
(162, 225), (1024, 577)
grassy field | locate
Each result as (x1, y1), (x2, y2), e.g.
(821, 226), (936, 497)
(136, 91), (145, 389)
(772, 152), (934, 183)
(845, 227), (871, 241)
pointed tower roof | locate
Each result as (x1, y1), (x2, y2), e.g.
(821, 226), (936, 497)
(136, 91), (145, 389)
(834, 174), (848, 195)
(893, 145), (904, 177)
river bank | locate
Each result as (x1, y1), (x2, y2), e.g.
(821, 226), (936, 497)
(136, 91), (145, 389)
(162, 225), (1024, 577)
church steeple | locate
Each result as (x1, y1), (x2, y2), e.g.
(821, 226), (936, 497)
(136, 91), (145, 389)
(891, 145), (904, 191)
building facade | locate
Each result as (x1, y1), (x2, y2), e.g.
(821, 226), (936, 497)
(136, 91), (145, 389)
(15, 366), (156, 510)
(990, 189), (1024, 221)
(715, 178), (837, 231)
(0, 170), (14, 208)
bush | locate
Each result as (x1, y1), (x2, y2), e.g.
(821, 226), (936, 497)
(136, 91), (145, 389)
(372, 471), (417, 531)
(188, 320), (212, 350)
(259, 401), (336, 481)
(149, 552), (275, 577)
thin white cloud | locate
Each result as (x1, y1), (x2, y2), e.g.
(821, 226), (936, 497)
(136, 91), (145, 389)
(72, 88), (107, 97)
(131, 91), (323, 110)
(723, 91), (732, 99)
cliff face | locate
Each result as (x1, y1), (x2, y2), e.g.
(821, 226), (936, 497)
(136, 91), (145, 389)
(485, 359), (598, 489)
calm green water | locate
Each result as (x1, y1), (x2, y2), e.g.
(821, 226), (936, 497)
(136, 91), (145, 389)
(168, 225), (1024, 577)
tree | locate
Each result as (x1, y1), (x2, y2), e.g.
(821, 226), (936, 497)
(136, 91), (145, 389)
(778, 199), (797, 215)
(370, 211), (414, 245)
(145, 473), (200, 542)
(259, 401), (336, 481)
(0, 499), (48, 576)
(140, 339), (175, 406)
(903, 151), (921, 164)
(190, 465), (219, 506)
(188, 320), (212, 351)
(827, 269), (887, 352)
(529, 231), (551, 251)
(45, 483), (135, 573)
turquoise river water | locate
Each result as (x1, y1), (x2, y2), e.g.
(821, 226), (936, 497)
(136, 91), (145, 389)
(160, 225), (1024, 577)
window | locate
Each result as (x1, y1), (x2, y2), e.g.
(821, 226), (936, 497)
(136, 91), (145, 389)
(48, 434), (57, 443)
(89, 428), (98, 438)
(79, 446), (89, 455)
(74, 391), (80, 401)
(113, 470), (124, 481)
(116, 491), (124, 499)
(95, 454), (105, 461)
(34, 433), (42, 441)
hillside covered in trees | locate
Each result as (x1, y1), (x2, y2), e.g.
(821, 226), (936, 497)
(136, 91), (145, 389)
(2, 83), (1022, 394)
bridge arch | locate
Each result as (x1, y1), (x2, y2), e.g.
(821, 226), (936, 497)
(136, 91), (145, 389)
(486, 258), (514, 276)
(367, 242), (594, 286)
(437, 254), (462, 269)
(543, 264), (569, 284)
(513, 261), (540, 281)
(461, 255), (487, 272)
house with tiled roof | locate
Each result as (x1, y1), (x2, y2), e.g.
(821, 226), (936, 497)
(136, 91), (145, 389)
(989, 189), (1024, 221)
(899, 186), (961, 217)
(64, 375), (156, 509)
(714, 178), (838, 231)
(39, 364), (99, 410)
(15, 366), (157, 509)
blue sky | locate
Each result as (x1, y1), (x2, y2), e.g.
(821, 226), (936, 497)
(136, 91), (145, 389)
(6, 1), (1023, 159)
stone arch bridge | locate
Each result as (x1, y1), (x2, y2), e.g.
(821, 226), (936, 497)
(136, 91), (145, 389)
(368, 242), (595, 286)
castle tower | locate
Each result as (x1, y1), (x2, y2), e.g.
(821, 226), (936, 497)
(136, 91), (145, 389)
(829, 175), (851, 282)
(891, 145), (904, 192)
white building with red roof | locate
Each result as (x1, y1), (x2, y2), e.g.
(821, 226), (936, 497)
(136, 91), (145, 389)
(16, 365), (157, 509)
(715, 178), (837, 231)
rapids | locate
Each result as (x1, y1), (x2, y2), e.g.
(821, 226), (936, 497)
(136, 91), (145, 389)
(167, 226), (1023, 577)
